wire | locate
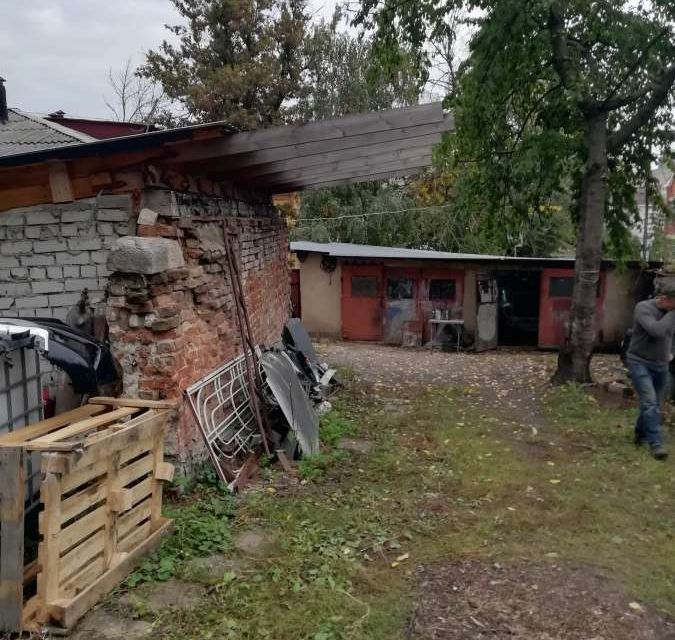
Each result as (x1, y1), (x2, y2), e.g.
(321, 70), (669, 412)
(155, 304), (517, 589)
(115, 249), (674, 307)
(296, 202), (453, 222)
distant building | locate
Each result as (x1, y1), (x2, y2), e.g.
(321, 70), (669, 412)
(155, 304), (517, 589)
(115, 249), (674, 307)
(291, 241), (656, 351)
(634, 160), (674, 259)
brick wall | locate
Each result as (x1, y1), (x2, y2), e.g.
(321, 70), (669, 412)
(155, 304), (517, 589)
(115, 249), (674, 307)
(105, 191), (290, 461)
(0, 195), (133, 319)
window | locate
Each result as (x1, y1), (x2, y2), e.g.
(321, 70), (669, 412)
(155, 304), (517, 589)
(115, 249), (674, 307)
(387, 277), (414, 300)
(429, 279), (456, 301)
(549, 276), (574, 298)
(351, 275), (378, 297)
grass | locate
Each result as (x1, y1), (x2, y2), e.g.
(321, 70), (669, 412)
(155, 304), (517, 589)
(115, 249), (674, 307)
(121, 379), (675, 638)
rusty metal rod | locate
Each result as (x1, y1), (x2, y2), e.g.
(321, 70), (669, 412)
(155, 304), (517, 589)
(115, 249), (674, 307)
(222, 222), (271, 455)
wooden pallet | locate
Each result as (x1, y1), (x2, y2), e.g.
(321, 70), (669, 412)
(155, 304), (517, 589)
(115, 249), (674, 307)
(0, 397), (177, 633)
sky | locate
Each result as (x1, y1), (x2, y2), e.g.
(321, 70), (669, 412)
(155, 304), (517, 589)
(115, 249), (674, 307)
(0, 0), (335, 119)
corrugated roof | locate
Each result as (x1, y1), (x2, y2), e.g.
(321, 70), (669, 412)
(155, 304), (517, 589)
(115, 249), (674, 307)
(290, 241), (576, 263)
(0, 109), (95, 157)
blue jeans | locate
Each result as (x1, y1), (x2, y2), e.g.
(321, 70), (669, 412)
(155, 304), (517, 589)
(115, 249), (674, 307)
(628, 361), (668, 447)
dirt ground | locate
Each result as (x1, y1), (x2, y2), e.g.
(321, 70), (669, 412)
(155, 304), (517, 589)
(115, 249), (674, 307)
(318, 342), (675, 640)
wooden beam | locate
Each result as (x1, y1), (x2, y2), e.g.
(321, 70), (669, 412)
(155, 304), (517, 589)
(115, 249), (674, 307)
(27, 407), (140, 446)
(46, 518), (173, 630)
(263, 154), (432, 191)
(88, 397), (180, 410)
(205, 132), (444, 181)
(270, 164), (432, 193)
(171, 103), (447, 164)
(0, 448), (24, 633)
(0, 405), (106, 446)
(47, 162), (74, 203)
(241, 148), (433, 188)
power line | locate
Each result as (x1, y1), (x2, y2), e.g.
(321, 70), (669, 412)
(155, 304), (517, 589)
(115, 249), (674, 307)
(296, 202), (453, 223)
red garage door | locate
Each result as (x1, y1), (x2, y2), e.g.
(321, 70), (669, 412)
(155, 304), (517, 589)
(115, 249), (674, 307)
(341, 264), (383, 341)
(539, 268), (605, 348)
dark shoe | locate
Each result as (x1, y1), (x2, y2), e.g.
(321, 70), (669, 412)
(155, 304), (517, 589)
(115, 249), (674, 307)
(634, 432), (646, 446)
(650, 445), (668, 460)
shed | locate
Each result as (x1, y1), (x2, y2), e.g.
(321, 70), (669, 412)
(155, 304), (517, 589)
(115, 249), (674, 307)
(0, 101), (451, 460)
(290, 241), (655, 350)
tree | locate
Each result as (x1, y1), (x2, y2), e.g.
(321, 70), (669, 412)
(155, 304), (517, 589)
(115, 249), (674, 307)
(294, 176), (574, 256)
(358, 0), (675, 382)
(140, 0), (308, 128)
(291, 8), (421, 122)
(104, 59), (168, 124)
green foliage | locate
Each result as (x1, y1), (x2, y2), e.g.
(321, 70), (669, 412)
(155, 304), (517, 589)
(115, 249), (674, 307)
(141, 0), (309, 127)
(294, 177), (575, 256)
(320, 409), (357, 447)
(126, 482), (234, 586)
(141, 2), (421, 129)
(297, 406), (355, 480)
(356, 0), (675, 261)
(291, 8), (421, 122)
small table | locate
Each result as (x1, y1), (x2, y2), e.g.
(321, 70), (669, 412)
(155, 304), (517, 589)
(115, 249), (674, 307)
(429, 319), (465, 352)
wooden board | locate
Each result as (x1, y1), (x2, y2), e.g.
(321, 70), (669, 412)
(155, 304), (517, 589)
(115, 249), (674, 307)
(0, 448), (24, 632)
(0, 405), (105, 446)
(46, 519), (173, 630)
(2, 403), (172, 632)
(88, 397), (180, 410)
(27, 407), (140, 446)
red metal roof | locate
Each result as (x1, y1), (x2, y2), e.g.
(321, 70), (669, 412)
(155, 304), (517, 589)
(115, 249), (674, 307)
(44, 116), (157, 140)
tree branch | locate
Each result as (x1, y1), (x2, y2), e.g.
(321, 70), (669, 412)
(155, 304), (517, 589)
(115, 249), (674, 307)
(608, 63), (675, 152)
(548, 2), (575, 91)
(548, 1), (594, 110)
(600, 27), (670, 112)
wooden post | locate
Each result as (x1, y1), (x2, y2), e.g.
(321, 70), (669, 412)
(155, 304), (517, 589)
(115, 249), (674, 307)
(105, 452), (121, 569)
(38, 472), (62, 620)
(0, 447), (24, 632)
(150, 432), (164, 530)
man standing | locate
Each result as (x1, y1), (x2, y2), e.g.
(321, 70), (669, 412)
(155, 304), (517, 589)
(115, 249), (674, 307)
(626, 290), (675, 459)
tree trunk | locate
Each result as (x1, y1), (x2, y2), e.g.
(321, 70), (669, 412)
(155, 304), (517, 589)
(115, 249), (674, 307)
(552, 112), (608, 384)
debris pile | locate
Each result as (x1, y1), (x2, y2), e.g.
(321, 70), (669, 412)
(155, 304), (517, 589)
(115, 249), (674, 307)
(186, 318), (337, 490)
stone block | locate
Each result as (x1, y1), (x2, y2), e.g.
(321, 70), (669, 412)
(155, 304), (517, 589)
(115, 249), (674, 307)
(61, 223), (79, 236)
(54, 252), (90, 265)
(0, 297), (14, 310)
(0, 256), (19, 268)
(81, 265), (97, 278)
(20, 255), (55, 266)
(0, 211), (25, 226)
(96, 194), (131, 210)
(63, 265), (80, 278)
(29, 267), (46, 279)
(64, 278), (98, 292)
(107, 237), (185, 275)
(91, 251), (108, 264)
(34, 240), (68, 253)
(24, 227), (41, 239)
(47, 266), (63, 279)
(48, 292), (82, 307)
(137, 208), (159, 226)
(97, 264), (112, 277)
(25, 210), (57, 225)
(51, 307), (69, 322)
(10, 267), (27, 279)
(32, 281), (65, 294)
(1, 241), (32, 255)
(97, 222), (114, 236)
(68, 238), (102, 251)
(61, 209), (92, 223)
(14, 295), (49, 309)
(0, 282), (31, 296)
(97, 209), (129, 222)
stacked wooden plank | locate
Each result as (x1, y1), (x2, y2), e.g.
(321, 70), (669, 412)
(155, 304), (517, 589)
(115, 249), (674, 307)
(0, 397), (177, 634)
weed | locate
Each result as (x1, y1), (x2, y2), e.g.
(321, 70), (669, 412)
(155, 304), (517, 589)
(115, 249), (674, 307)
(126, 483), (234, 586)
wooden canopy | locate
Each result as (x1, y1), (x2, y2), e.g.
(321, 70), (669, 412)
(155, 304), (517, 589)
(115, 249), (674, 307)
(0, 103), (452, 211)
